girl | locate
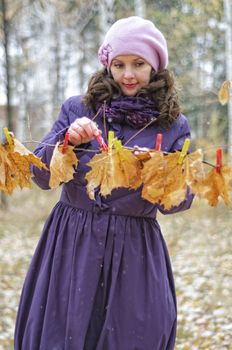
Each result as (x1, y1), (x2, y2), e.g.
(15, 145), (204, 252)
(15, 16), (194, 350)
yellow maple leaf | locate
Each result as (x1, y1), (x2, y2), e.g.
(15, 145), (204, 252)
(7, 137), (47, 191)
(49, 143), (78, 189)
(141, 152), (166, 204)
(0, 144), (16, 194)
(0, 137), (47, 194)
(160, 152), (187, 209)
(85, 147), (142, 200)
(141, 151), (187, 209)
(141, 151), (203, 209)
(218, 80), (231, 105)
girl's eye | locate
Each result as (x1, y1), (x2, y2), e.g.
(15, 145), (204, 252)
(113, 63), (123, 69)
(135, 62), (144, 67)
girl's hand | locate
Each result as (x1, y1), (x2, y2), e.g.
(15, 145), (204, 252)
(68, 117), (101, 146)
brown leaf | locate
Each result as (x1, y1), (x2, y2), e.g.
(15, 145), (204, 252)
(218, 80), (231, 105)
(49, 143), (78, 189)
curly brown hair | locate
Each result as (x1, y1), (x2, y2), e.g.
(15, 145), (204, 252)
(83, 68), (181, 129)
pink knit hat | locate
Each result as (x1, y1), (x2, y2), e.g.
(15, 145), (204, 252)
(98, 16), (168, 72)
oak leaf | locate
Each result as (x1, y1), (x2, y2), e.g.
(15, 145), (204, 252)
(49, 143), (78, 188)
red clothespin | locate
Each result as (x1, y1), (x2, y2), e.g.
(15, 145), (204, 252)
(95, 135), (108, 153)
(216, 148), (223, 173)
(155, 133), (163, 151)
(62, 131), (70, 153)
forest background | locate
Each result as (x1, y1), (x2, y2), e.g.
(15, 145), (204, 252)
(0, 0), (232, 349)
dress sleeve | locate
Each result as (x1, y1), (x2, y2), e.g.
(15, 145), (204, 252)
(169, 114), (191, 152)
(157, 114), (194, 215)
(31, 97), (80, 190)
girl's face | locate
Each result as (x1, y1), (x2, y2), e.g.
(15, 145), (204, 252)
(110, 55), (152, 96)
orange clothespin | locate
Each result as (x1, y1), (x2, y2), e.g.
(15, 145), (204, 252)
(3, 127), (14, 151)
(95, 135), (108, 153)
(216, 148), (223, 173)
(178, 138), (190, 165)
(155, 133), (163, 151)
(62, 131), (70, 153)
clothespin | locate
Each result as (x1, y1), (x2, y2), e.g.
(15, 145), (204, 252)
(215, 148), (223, 174)
(155, 133), (163, 151)
(95, 134), (108, 152)
(3, 127), (14, 151)
(113, 139), (122, 151)
(108, 130), (115, 154)
(114, 139), (126, 161)
(61, 131), (70, 154)
(178, 138), (190, 165)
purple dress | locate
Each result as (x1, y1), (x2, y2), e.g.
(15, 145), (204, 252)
(14, 96), (193, 350)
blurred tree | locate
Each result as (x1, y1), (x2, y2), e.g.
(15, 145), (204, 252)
(146, 0), (225, 149)
(1, 0), (14, 131)
(223, 0), (232, 159)
(0, 0), (228, 154)
(134, 0), (146, 17)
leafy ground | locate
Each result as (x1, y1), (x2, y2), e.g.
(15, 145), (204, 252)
(0, 188), (232, 349)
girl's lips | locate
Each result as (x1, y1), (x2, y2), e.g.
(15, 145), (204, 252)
(123, 83), (138, 89)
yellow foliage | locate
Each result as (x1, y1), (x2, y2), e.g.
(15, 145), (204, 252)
(85, 147), (142, 200)
(0, 136), (47, 194)
(218, 80), (231, 105)
(49, 143), (78, 189)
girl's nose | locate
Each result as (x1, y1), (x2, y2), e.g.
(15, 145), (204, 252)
(123, 67), (135, 79)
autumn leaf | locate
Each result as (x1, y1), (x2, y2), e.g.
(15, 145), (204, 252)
(85, 147), (142, 200)
(218, 80), (231, 105)
(0, 144), (16, 194)
(199, 167), (232, 207)
(8, 137), (47, 190)
(141, 152), (166, 204)
(185, 149), (206, 194)
(160, 152), (187, 209)
(0, 137), (47, 194)
(141, 151), (187, 209)
(49, 143), (78, 189)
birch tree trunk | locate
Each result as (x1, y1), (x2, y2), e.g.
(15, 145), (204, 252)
(134, 0), (146, 17)
(224, 0), (232, 160)
(98, 0), (115, 40)
(1, 0), (13, 131)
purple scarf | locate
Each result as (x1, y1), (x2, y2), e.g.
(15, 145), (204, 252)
(99, 96), (159, 129)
